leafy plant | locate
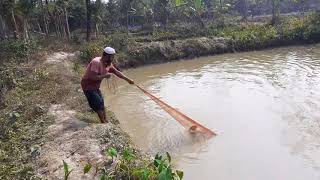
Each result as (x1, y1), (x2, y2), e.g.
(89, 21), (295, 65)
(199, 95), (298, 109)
(154, 152), (183, 180)
(63, 160), (73, 180)
(122, 147), (136, 162)
(83, 163), (92, 174)
(106, 147), (118, 162)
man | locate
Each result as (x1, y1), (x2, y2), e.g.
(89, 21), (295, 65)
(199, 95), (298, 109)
(81, 47), (134, 123)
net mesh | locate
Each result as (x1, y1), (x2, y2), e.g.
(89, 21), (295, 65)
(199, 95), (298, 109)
(136, 85), (216, 137)
(106, 74), (118, 94)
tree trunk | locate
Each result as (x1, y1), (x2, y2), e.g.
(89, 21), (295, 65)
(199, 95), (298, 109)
(271, 0), (279, 25)
(44, 16), (49, 35)
(301, 0), (305, 17)
(11, 9), (19, 39)
(41, 0), (49, 35)
(54, 15), (60, 37)
(37, 21), (42, 33)
(95, 23), (99, 38)
(60, 14), (66, 37)
(86, 0), (91, 41)
(0, 14), (7, 39)
(64, 7), (71, 39)
(240, 0), (248, 21)
(23, 19), (29, 40)
(204, 0), (213, 19)
(126, 9), (129, 34)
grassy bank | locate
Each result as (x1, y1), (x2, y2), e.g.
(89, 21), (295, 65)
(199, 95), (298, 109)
(79, 12), (320, 68)
(0, 39), (82, 179)
(0, 38), (183, 180)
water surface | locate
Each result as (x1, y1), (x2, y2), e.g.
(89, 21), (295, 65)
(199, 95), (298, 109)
(103, 45), (320, 180)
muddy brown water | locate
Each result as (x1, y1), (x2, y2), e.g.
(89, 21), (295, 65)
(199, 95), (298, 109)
(102, 45), (320, 180)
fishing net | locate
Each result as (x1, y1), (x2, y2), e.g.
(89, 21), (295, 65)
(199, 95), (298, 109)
(136, 85), (216, 138)
(106, 74), (118, 94)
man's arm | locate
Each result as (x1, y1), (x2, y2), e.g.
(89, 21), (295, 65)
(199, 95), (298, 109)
(110, 67), (134, 84)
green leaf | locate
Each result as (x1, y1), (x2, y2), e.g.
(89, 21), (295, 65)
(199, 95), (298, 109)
(99, 173), (106, 180)
(107, 176), (114, 180)
(158, 167), (173, 180)
(176, 170), (184, 179)
(166, 166), (173, 179)
(142, 169), (150, 180)
(122, 148), (135, 162)
(175, 0), (183, 6)
(106, 147), (117, 158)
(63, 160), (69, 174)
(83, 163), (92, 174)
(154, 154), (162, 166)
(158, 162), (165, 173)
(194, 0), (203, 10)
(155, 159), (163, 169)
(63, 160), (72, 180)
(158, 168), (167, 180)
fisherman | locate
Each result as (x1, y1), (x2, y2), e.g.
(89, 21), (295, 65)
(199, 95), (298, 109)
(81, 47), (134, 123)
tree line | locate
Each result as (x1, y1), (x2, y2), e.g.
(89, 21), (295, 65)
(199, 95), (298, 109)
(0, 0), (318, 41)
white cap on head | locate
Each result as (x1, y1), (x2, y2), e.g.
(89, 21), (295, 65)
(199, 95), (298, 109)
(104, 47), (116, 55)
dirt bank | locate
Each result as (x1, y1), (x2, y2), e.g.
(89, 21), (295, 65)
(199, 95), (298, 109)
(0, 50), (144, 179)
(35, 52), (138, 179)
(116, 37), (234, 68)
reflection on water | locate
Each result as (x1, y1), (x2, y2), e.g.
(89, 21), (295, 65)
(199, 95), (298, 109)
(103, 44), (320, 180)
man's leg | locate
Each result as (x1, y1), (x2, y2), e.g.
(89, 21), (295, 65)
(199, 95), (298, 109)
(96, 90), (108, 123)
(84, 90), (107, 123)
(97, 110), (107, 123)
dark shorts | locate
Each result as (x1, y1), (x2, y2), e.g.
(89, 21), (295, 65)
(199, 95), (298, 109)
(83, 90), (104, 112)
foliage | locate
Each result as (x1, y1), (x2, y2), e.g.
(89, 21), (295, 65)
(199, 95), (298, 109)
(106, 147), (118, 162)
(0, 39), (38, 60)
(277, 12), (320, 42)
(0, 63), (56, 179)
(0, 41), (79, 179)
(83, 163), (92, 174)
(217, 24), (278, 50)
(101, 147), (184, 180)
(79, 41), (103, 63)
(80, 33), (135, 63)
(302, 12), (320, 41)
(278, 17), (306, 41)
(63, 160), (73, 180)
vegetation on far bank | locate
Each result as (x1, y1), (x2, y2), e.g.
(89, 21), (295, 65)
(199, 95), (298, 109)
(79, 12), (320, 68)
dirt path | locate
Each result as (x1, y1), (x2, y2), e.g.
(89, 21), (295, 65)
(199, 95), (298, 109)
(35, 52), (132, 180)
(36, 104), (106, 179)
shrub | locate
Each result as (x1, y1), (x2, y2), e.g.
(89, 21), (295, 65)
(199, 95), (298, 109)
(79, 42), (103, 63)
(0, 39), (38, 61)
(80, 33), (135, 63)
(278, 17), (306, 41)
(303, 12), (320, 41)
(218, 25), (278, 50)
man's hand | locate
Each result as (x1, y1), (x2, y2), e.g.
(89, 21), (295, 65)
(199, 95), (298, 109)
(127, 79), (134, 84)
